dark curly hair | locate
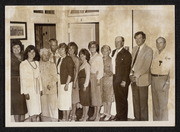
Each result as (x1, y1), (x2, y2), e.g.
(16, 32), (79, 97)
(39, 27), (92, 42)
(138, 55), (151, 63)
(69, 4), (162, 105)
(68, 42), (78, 56)
(79, 48), (90, 63)
(11, 39), (24, 53)
(23, 45), (40, 61)
(134, 31), (146, 39)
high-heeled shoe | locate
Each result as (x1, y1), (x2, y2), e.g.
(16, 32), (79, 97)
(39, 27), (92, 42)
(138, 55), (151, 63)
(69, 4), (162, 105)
(79, 116), (84, 121)
(104, 114), (111, 121)
(82, 116), (89, 122)
(89, 116), (96, 121)
(70, 115), (77, 122)
(94, 116), (100, 121)
(100, 113), (106, 118)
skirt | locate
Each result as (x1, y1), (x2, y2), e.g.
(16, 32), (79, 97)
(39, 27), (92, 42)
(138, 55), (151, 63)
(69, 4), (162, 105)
(90, 73), (102, 107)
(57, 82), (72, 110)
(101, 76), (114, 103)
(11, 76), (27, 115)
(26, 90), (41, 116)
(72, 82), (80, 104)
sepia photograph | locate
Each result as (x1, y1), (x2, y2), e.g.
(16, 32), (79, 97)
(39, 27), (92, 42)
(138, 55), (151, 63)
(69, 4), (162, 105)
(10, 21), (27, 40)
(5, 5), (175, 127)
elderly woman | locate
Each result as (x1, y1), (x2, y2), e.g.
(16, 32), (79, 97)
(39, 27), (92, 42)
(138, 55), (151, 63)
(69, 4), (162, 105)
(20, 45), (42, 121)
(11, 39), (27, 122)
(100, 45), (114, 121)
(68, 42), (80, 121)
(88, 41), (104, 121)
(57, 43), (74, 121)
(39, 48), (58, 119)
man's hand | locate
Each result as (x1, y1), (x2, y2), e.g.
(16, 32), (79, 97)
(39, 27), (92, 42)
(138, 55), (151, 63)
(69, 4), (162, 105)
(162, 82), (170, 92)
(64, 84), (69, 91)
(25, 94), (30, 100)
(130, 75), (136, 82)
(97, 79), (101, 86)
(120, 81), (126, 87)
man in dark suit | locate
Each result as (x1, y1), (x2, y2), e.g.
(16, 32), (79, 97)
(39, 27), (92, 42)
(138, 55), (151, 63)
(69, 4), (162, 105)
(112, 36), (132, 121)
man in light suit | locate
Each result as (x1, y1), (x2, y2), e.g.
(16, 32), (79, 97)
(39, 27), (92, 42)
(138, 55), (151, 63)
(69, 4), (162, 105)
(130, 31), (153, 121)
(112, 36), (132, 121)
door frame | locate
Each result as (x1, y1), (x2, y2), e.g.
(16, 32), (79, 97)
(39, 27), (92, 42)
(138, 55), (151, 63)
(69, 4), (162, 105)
(34, 23), (56, 49)
(68, 22), (99, 44)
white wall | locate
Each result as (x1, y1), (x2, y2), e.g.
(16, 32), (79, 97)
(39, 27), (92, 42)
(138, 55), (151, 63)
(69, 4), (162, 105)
(6, 5), (175, 124)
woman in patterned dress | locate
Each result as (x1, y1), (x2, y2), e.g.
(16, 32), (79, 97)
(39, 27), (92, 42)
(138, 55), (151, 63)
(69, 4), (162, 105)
(100, 45), (114, 121)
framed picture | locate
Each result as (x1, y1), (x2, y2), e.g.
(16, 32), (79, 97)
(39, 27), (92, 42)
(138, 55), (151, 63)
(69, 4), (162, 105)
(10, 21), (27, 40)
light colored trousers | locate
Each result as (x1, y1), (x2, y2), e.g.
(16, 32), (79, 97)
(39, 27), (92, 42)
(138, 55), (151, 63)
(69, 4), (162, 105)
(151, 75), (169, 121)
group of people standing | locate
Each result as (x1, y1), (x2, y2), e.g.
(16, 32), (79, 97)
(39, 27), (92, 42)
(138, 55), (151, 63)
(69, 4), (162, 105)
(11, 31), (171, 122)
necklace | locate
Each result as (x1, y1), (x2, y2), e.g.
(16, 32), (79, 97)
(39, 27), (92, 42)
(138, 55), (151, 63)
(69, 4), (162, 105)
(27, 60), (37, 69)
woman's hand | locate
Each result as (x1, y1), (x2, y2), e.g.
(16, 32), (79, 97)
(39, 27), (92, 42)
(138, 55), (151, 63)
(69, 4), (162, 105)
(40, 91), (43, 96)
(25, 94), (30, 100)
(97, 79), (101, 86)
(73, 82), (76, 89)
(83, 87), (87, 91)
(64, 84), (69, 91)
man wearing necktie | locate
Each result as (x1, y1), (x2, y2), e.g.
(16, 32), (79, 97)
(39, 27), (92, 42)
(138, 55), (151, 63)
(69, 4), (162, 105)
(112, 36), (132, 121)
(130, 31), (153, 121)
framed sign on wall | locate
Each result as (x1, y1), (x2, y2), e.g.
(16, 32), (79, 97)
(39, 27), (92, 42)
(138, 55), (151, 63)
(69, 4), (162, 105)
(10, 21), (27, 40)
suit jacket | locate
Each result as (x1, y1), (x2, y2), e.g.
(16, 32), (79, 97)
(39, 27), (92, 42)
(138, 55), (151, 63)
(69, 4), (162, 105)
(131, 44), (153, 86)
(112, 48), (132, 84)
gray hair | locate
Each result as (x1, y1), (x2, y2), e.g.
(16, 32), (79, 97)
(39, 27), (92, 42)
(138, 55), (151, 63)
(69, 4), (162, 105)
(39, 48), (51, 56)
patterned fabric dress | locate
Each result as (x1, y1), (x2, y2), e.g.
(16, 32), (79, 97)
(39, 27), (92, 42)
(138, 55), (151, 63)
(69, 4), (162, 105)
(102, 56), (114, 103)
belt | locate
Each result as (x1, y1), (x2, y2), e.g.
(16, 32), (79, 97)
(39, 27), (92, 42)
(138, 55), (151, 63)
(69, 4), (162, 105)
(151, 74), (168, 77)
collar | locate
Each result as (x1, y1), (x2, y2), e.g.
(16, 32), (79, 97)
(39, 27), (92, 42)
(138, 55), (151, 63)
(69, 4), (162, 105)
(138, 43), (145, 51)
(116, 46), (124, 53)
(91, 52), (98, 58)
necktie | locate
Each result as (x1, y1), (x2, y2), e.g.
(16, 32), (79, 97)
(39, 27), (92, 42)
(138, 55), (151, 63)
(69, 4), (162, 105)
(56, 57), (61, 67)
(56, 57), (61, 74)
(53, 55), (56, 64)
(132, 46), (140, 67)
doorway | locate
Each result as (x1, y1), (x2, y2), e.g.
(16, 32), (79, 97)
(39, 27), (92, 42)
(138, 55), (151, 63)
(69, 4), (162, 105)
(68, 22), (99, 50)
(34, 24), (56, 51)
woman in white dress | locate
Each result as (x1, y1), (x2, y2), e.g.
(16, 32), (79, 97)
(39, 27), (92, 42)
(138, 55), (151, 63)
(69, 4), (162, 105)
(20, 45), (42, 121)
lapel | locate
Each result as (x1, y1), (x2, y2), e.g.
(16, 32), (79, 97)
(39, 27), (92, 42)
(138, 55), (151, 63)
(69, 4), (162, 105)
(112, 49), (116, 57)
(136, 44), (147, 61)
(116, 48), (125, 59)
